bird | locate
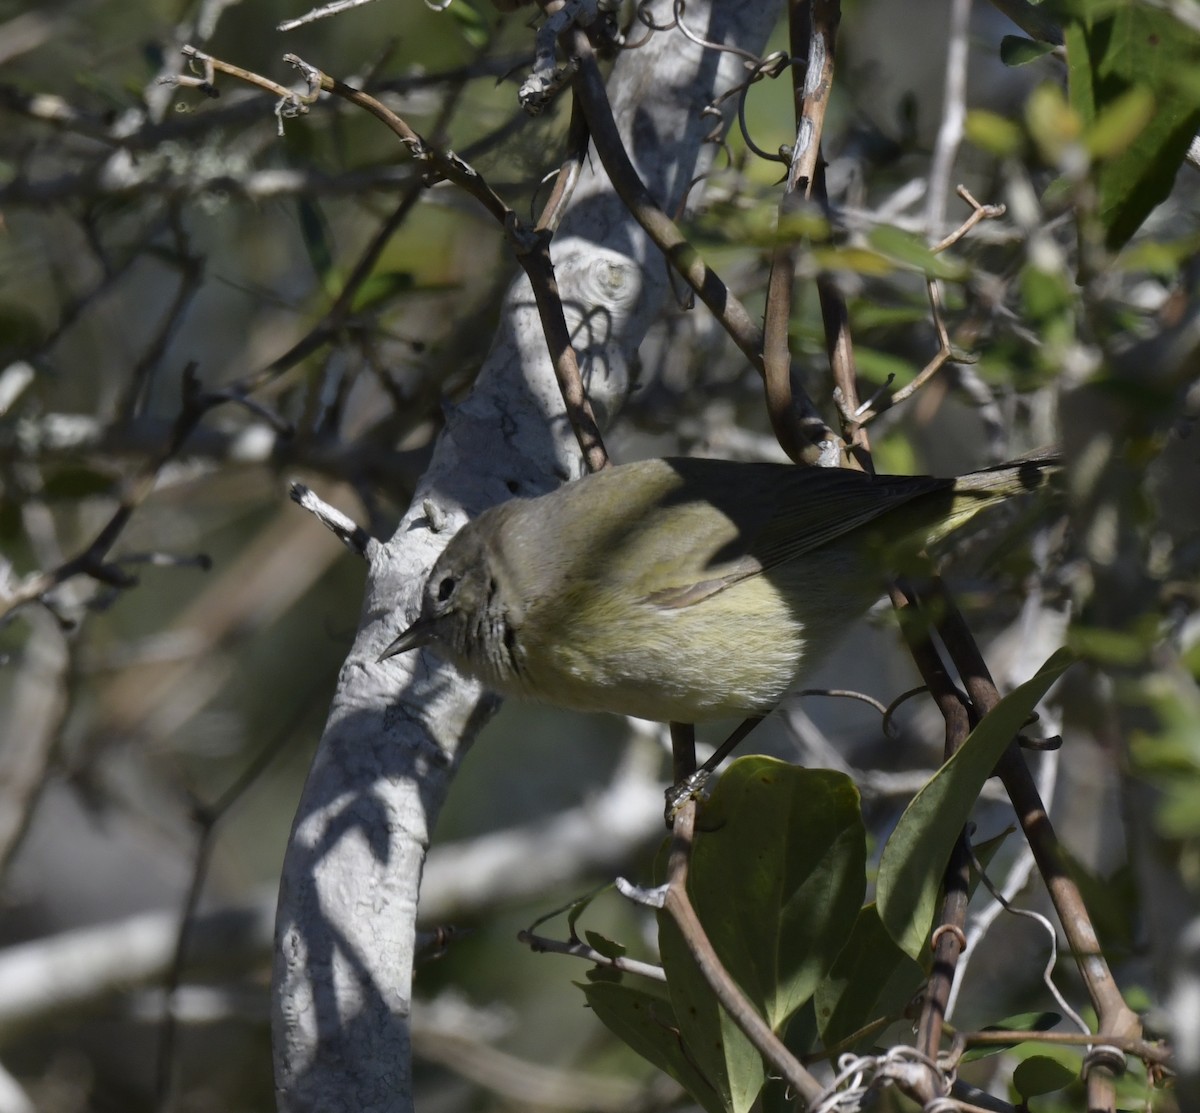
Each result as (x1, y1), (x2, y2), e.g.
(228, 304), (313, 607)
(380, 453), (1059, 723)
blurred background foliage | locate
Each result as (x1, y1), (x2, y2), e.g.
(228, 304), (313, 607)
(0, 0), (1198, 1110)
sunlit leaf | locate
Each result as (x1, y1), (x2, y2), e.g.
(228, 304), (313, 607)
(877, 650), (1076, 958)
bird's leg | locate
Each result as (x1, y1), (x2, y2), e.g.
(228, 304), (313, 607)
(664, 716), (765, 823)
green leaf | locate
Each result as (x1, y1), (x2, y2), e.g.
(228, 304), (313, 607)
(1068, 623), (1156, 666)
(295, 196), (339, 296)
(580, 980), (728, 1113)
(351, 270), (416, 313)
(965, 109), (1025, 157)
(1065, 5), (1200, 247)
(1001, 35), (1058, 67)
(877, 649), (1076, 958)
(1026, 81), (1084, 164)
(866, 225), (968, 281)
(1117, 232), (1200, 278)
(687, 760), (867, 1030)
(448, 0), (492, 48)
(657, 911), (763, 1113)
(654, 760), (867, 1113)
(1013, 1053), (1079, 1098)
(813, 903), (924, 1052)
(853, 347), (918, 389)
(1085, 86), (1155, 159)
(584, 931), (626, 961)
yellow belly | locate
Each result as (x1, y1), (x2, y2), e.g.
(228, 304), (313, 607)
(513, 547), (873, 721)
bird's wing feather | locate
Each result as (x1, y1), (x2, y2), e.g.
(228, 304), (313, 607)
(641, 467), (952, 610)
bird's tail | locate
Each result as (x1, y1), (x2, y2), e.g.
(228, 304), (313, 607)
(930, 450), (1062, 543)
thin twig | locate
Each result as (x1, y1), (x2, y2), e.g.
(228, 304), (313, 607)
(534, 94), (590, 235)
(277, 0), (379, 32)
(517, 930), (668, 982)
(155, 693), (326, 1110)
(855, 188), (1005, 424)
(170, 46), (609, 472)
(290, 483), (376, 559)
(0, 365), (247, 623)
(947, 1027), (1170, 1068)
(932, 187), (1006, 254)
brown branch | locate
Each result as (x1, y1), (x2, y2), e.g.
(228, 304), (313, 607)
(534, 92), (590, 236)
(511, 223), (609, 471)
(931, 186), (1006, 254)
(567, 31), (763, 367)
(567, 27), (831, 460)
(246, 37), (488, 395)
(889, 584), (974, 1087)
(947, 1027), (1170, 1069)
(767, 1), (865, 466)
(798, 5), (862, 469)
(924, 581), (1141, 1112)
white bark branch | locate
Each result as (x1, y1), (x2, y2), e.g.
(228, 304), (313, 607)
(270, 6), (780, 1110)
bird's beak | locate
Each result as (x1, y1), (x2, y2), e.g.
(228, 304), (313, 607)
(378, 617), (435, 663)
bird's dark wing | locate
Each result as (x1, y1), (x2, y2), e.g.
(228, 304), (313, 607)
(642, 463), (951, 610)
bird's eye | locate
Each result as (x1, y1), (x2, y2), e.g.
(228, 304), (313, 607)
(436, 575), (456, 602)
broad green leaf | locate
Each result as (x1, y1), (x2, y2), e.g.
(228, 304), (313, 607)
(295, 196), (339, 296)
(653, 760), (866, 1112)
(687, 760), (867, 1029)
(965, 109), (1024, 156)
(1000, 35), (1058, 67)
(877, 649), (1076, 958)
(1012, 1053), (1079, 1099)
(658, 910), (763, 1113)
(1026, 82), (1084, 164)
(866, 225), (968, 281)
(585, 931), (626, 961)
(1065, 5), (1200, 247)
(813, 903), (924, 1052)
(580, 979), (727, 1113)
(1085, 86), (1155, 159)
